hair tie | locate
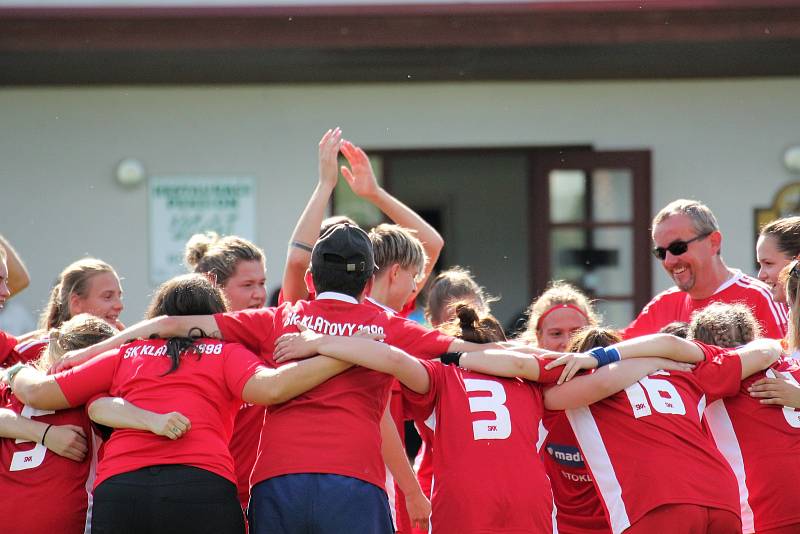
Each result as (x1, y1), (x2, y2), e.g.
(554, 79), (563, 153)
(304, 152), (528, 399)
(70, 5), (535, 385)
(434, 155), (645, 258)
(536, 304), (590, 331)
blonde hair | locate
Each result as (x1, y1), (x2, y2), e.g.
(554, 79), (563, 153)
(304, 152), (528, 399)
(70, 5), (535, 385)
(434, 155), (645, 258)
(39, 258), (117, 330)
(567, 326), (622, 353)
(425, 266), (494, 327)
(369, 223), (427, 275)
(184, 232), (264, 287)
(520, 281), (599, 345)
(688, 302), (760, 348)
(39, 313), (117, 371)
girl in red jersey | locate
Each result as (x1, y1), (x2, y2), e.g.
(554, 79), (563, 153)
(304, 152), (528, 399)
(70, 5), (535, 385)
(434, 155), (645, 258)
(15, 258), (124, 364)
(4, 274), (353, 534)
(517, 281), (610, 534)
(272, 304), (692, 534)
(1, 314), (116, 534)
(184, 231), (267, 511)
(690, 301), (800, 533)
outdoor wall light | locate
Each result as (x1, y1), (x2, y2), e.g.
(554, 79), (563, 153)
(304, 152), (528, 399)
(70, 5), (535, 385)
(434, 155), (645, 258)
(784, 146), (800, 174)
(116, 158), (146, 187)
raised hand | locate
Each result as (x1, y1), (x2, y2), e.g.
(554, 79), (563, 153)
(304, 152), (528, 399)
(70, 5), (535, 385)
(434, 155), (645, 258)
(319, 128), (343, 190)
(340, 140), (380, 200)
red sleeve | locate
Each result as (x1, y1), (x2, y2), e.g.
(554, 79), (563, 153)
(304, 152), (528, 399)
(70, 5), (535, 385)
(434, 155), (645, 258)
(386, 317), (454, 360)
(534, 356), (564, 385)
(222, 343), (268, 399)
(690, 341), (743, 402)
(214, 308), (277, 355)
(0, 330), (18, 367)
(622, 297), (661, 339)
(401, 359), (441, 421)
(54, 349), (120, 407)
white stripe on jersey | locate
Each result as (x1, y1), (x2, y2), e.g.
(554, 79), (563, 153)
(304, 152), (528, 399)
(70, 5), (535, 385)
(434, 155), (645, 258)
(697, 394), (707, 421)
(565, 407), (630, 534)
(536, 420), (548, 453)
(703, 400), (755, 533)
(552, 495), (559, 534)
(13, 338), (46, 353)
(734, 276), (788, 334)
(83, 429), (101, 534)
(384, 465), (398, 530)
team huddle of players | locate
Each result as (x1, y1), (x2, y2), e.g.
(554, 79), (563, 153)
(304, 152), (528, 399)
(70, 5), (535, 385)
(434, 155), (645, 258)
(1, 128), (800, 534)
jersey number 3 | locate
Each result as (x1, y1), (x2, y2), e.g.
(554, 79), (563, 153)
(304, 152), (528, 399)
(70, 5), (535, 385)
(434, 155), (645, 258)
(464, 378), (512, 440)
(9, 405), (55, 471)
(624, 374), (686, 419)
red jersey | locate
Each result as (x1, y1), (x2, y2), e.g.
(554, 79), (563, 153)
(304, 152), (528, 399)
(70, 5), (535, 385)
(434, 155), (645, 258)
(541, 409), (611, 534)
(0, 330), (17, 367)
(403, 359), (562, 533)
(0, 384), (96, 534)
(565, 342), (743, 534)
(54, 338), (265, 488)
(214, 292), (454, 492)
(12, 337), (48, 366)
(704, 356), (800, 533)
(624, 270), (788, 340)
(229, 402), (265, 508)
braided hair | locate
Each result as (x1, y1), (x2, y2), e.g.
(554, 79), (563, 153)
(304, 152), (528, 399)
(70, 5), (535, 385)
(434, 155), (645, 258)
(688, 302), (760, 348)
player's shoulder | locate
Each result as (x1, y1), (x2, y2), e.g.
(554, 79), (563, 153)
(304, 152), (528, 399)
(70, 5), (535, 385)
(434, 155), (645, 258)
(641, 286), (685, 310)
(720, 270), (772, 300)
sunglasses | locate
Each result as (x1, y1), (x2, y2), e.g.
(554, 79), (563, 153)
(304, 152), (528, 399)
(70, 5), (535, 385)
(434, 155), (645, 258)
(652, 232), (712, 261)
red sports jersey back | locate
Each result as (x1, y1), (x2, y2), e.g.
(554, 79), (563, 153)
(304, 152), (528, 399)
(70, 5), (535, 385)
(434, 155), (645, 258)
(0, 384), (96, 534)
(566, 342), (744, 534)
(705, 356), (800, 533)
(213, 293), (454, 492)
(403, 359), (560, 533)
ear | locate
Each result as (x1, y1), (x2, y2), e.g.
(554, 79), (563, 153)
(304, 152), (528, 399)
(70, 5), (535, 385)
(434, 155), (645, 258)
(359, 275), (375, 302)
(203, 271), (218, 287)
(304, 269), (315, 294)
(69, 292), (84, 316)
(389, 263), (402, 283)
(709, 230), (723, 254)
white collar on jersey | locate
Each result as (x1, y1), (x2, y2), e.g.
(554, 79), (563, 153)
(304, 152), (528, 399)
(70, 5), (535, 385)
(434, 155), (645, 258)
(713, 269), (743, 295)
(365, 296), (397, 314)
(315, 291), (358, 304)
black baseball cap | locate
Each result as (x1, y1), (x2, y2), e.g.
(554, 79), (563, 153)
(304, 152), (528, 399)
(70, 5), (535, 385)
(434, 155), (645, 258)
(311, 223), (377, 275)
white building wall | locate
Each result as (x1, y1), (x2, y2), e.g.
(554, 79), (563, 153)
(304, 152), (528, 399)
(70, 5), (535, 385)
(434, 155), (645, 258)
(2, 78), (799, 330)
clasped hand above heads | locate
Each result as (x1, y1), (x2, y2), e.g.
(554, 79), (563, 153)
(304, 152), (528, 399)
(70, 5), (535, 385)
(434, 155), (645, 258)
(273, 322), (384, 363)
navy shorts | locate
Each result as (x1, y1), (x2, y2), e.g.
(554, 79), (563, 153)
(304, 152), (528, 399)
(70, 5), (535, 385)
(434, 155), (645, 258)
(248, 473), (393, 534)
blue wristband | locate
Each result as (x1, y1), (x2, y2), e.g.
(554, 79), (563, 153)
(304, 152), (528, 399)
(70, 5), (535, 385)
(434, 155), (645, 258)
(588, 346), (621, 367)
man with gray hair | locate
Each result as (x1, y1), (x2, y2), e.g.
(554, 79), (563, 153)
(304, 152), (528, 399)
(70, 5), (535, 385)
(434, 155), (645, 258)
(624, 199), (787, 339)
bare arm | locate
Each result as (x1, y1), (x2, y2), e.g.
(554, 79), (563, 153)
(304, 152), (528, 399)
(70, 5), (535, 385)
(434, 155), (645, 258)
(340, 140), (444, 293)
(0, 408), (88, 462)
(544, 333), (706, 384)
(0, 234), (30, 298)
(543, 358), (695, 411)
(737, 338), (782, 379)
(273, 327), (431, 394)
(282, 128), (342, 303)
(54, 315), (220, 372)
(240, 355), (352, 406)
(458, 350), (546, 382)
(88, 397), (191, 440)
(5, 367), (70, 410)
(380, 403), (430, 531)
